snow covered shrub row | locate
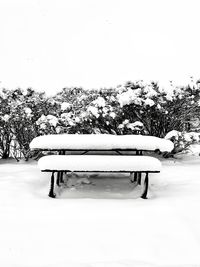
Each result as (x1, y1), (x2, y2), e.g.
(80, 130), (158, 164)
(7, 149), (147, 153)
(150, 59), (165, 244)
(0, 78), (200, 159)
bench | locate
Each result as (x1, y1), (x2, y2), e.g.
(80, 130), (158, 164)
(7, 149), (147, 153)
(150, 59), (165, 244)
(38, 155), (162, 199)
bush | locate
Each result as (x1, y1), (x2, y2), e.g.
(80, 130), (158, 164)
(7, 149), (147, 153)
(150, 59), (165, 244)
(164, 130), (200, 156)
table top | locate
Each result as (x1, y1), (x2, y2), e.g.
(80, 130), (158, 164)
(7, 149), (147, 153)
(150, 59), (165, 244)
(30, 134), (174, 153)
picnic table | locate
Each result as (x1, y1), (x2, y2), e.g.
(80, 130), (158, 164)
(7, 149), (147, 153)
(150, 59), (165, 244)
(30, 134), (173, 198)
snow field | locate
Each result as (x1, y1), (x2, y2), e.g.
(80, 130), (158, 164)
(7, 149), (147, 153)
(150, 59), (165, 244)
(0, 155), (200, 266)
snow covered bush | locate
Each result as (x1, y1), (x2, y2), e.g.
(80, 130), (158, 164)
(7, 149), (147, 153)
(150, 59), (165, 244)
(51, 87), (101, 134)
(164, 130), (200, 156)
(36, 114), (59, 134)
(0, 88), (13, 158)
(116, 79), (200, 137)
(0, 88), (49, 159)
(118, 120), (144, 134)
(9, 89), (49, 160)
(85, 94), (118, 134)
(116, 81), (164, 136)
(77, 89), (145, 135)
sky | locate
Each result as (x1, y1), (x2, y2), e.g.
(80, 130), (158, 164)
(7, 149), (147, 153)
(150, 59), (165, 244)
(0, 0), (200, 95)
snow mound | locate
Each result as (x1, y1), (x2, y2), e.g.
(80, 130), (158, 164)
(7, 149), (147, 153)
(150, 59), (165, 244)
(38, 155), (162, 172)
(30, 134), (174, 152)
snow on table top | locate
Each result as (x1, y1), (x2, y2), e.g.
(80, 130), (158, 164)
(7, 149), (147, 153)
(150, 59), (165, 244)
(38, 155), (162, 172)
(30, 134), (174, 152)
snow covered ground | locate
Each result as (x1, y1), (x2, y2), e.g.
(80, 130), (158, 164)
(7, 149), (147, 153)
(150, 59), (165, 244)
(0, 152), (200, 267)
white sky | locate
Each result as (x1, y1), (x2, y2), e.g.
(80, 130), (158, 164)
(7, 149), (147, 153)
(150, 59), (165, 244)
(0, 0), (200, 94)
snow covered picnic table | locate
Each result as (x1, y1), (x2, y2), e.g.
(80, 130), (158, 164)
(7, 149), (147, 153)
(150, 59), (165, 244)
(30, 134), (174, 154)
(31, 134), (173, 199)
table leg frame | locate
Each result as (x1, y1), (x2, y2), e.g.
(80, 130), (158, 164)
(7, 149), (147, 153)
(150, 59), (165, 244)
(48, 171), (150, 199)
(141, 172), (149, 199)
(49, 172), (56, 198)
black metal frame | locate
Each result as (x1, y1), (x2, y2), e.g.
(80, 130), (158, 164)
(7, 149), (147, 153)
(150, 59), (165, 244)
(32, 148), (161, 155)
(43, 170), (160, 199)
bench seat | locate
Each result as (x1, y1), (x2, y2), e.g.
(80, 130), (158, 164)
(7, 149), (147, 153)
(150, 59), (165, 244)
(38, 155), (161, 199)
(38, 155), (161, 172)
